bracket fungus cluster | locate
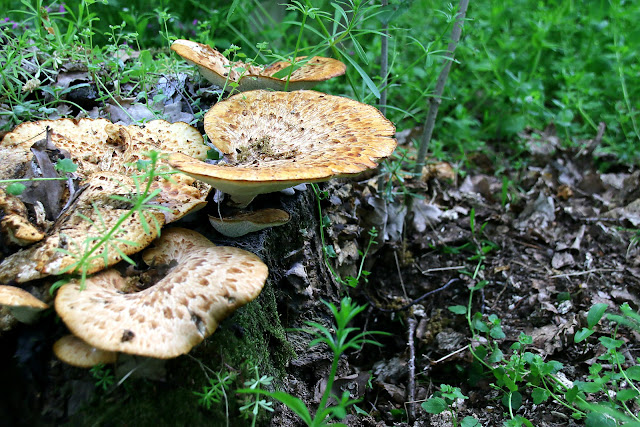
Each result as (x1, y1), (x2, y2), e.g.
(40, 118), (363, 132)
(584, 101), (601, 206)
(0, 118), (211, 283)
(169, 90), (397, 208)
(1, 48), (398, 373)
(54, 228), (268, 359)
(171, 39), (346, 92)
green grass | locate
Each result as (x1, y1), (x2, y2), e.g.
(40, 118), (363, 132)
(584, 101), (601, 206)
(2, 0), (639, 166)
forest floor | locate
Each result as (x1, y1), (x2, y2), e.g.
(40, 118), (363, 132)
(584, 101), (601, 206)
(328, 123), (640, 426)
(1, 66), (639, 426)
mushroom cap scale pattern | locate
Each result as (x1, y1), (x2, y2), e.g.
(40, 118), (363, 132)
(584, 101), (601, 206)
(171, 39), (346, 92)
(169, 90), (396, 206)
(55, 228), (268, 358)
(0, 172), (166, 284)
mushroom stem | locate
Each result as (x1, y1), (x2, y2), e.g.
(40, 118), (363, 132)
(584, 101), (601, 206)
(228, 193), (257, 208)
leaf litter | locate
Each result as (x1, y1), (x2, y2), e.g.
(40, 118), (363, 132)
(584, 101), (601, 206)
(313, 122), (640, 425)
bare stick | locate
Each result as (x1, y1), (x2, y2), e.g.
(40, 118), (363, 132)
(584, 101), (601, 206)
(431, 345), (467, 364)
(377, 0), (390, 193)
(380, 0), (389, 116)
(407, 317), (418, 422)
(413, 0), (470, 175)
(550, 268), (622, 279)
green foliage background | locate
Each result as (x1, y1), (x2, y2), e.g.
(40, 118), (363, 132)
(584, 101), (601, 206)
(1, 0), (639, 161)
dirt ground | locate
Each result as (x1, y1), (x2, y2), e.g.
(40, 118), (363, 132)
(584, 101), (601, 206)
(318, 123), (640, 426)
(1, 69), (639, 426)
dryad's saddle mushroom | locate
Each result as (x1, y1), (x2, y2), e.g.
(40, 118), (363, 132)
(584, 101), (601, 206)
(0, 172), (166, 284)
(0, 285), (48, 323)
(0, 119), (211, 283)
(171, 39), (346, 92)
(169, 90), (397, 207)
(54, 228), (268, 358)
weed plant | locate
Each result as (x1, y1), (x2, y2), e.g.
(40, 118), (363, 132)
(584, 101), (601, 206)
(447, 259), (640, 425)
(238, 297), (387, 426)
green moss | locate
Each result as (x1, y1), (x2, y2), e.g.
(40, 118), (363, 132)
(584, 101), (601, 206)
(68, 383), (226, 427)
(201, 280), (295, 380)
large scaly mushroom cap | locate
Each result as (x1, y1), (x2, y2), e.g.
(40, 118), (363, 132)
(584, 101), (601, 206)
(0, 120), (211, 282)
(54, 228), (268, 359)
(171, 39), (346, 92)
(1, 118), (208, 176)
(168, 90), (397, 207)
(1, 118), (211, 223)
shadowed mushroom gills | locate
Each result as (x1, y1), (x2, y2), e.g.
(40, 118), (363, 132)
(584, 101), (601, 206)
(54, 228), (268, 358)
(169, 90), (396, 207)
(171, 39), (346, 92)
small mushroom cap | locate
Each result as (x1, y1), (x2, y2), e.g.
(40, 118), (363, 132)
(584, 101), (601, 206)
(169, 90), (396, 206)
(171, 39), (345, 92)
(1, 214), (45, 246)
(209, 208), (290, 237)
(251, 56), (347, 91)
(0, 285), (48, 309)
(0, 189), (45, 246)
(55, 228), (268, 358)
(53, 335), (117, 368)
(171, 39), (249, 90)
(0, 285), (48, 323)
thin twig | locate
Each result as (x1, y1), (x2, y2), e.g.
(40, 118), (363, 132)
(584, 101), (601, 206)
(394, 250), (408, 299)
(379, 0), (389, 116)
(406, 317), (417, 423)
(376, 0), (390, 191)
(550, 268), (622, 279)
(413, 0), (470, 175)
(416, 264), (466, 274)
(431, 345), (467, 364)
(364, 278), (461, 312)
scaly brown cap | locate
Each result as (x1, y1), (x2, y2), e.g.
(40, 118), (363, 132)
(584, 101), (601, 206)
(0, 285), (48, 323)
(171, 39), (345, 92)
(0, 172), (166, 284)
(54, 228), (268, 358)
(169, 90), (396, 206)
(1, 118), (211, 223)
(53, 335), (117, 367)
